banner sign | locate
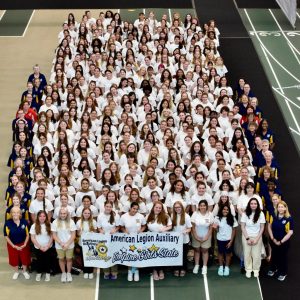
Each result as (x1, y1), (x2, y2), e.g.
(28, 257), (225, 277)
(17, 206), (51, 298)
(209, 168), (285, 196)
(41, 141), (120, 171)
(276, 0), (297, 28)
(82, 232), (183, 268)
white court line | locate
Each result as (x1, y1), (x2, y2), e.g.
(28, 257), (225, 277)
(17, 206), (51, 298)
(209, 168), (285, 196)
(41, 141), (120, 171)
(260, 45), (283, 94)
(260, 41), (300, 133)
(254, 16), (300, 135)
(272, 87), (300, 110)
(203, 274), (210, 300)
(269, 9), (300, 64)
(168, 9), (172, 23)
(297, 12), (300, 20)
(94, 268), (100, 300)
(0, 10), (6, 21)
(290, 127), (300, 136)
(22, 10), (35, 37)
(257, 278), (264, 300)
(244, 9), (300, 83)
(150, 275), (155, 300)
(0, 10), (35, 38)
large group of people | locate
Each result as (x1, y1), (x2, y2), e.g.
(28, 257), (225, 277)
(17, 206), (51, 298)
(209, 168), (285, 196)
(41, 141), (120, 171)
(4, 9), (294, 284)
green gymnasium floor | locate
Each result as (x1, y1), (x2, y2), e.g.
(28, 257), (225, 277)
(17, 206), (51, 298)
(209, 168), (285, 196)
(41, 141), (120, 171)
(240, 8), (300, 154)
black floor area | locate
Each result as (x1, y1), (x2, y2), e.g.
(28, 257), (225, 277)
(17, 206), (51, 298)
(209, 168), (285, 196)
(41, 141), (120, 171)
(195, 1), (299, 299)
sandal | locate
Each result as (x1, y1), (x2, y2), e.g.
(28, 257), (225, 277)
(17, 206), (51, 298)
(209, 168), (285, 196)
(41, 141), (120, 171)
(180, 270), (186, 277)
(159, 270), (165, 280)
(174, 270), (180, 277)
(153, 270), (159, 280)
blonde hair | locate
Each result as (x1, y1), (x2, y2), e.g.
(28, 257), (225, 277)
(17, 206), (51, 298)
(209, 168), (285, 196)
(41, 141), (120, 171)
(276, 200), (290, 218)
(57, 207), (71, 229)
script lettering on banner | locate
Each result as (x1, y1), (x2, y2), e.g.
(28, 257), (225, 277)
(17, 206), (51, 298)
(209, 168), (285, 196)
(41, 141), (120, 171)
(82, 232), (183, 268)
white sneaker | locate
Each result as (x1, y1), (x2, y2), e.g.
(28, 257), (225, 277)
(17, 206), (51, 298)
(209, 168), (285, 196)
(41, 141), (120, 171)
(45, 273), (50, 282)
(127, 270), (133, 282)
(202, 266), (207, 275)
(61, 272), (67, 283)
(83, 273), (88, 279)
(246, 271), (251, 278)
(23, 272), (30, 280)
(134, 270), (139, 282)
(66, 272), (72, 282)
(193, 265), (199, 274)
(12, 272), (19, 280)
(88, 273), (94, 279)
(253, 270), (259, 277)
(36, 273), (42, 282)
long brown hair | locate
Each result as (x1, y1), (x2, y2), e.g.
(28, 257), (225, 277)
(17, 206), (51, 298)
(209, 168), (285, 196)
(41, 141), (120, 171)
(80, 207), (95, 232)
(172, 201), (186, 226)
(147, 201), (169, 226)
(35, 210), (51, 235)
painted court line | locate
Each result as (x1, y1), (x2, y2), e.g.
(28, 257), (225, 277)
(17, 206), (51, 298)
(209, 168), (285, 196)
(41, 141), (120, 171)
(269, 9), (300, 64)
(260, 40), (300, 134)
(150, 275), (155, 300)
(0, 10), (6, 21)
(168, 9), (172, 23)
(0, 10), (35, 38)
(203, 275), (210, 300)
(289, 127), (300, 136)
(95, 268), (100, 300)
(22, 10), (35, 37)
(257, 278), (264, 300)
(244, 9), (300, 83)
(272, 87), (300, 110)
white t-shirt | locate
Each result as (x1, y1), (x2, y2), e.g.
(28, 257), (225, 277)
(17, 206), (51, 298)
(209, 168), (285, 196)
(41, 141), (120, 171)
(51, 219), (77, 249)
(30, 223), (52, 249)
(76, 219), (97, 246)
(165, 192), (191, 209)
(214, 216), (238, 241)
(29, 199), (54, 215)
(191, 193), (214, 207)
(191, 211), (214, 238)
(146, 215), (172, 232)
(241, 212), (266, 237)
(172, 213), (192, 244)
(97, 212), (120, 234)
(119, 212), (146, 233)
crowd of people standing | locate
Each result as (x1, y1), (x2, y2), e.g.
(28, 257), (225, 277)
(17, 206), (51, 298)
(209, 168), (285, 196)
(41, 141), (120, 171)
(4, 9), (293, 284)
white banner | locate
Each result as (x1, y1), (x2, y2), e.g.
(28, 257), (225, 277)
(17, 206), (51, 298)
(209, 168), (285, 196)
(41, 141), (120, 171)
(82, 232), (183, 268)
(276, 0), (297, 28)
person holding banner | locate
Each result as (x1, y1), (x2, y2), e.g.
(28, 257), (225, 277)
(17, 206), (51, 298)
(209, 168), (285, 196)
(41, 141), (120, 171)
(191, 199), (214, 275)
(120, 201), (146, 282)
(97, 201), (120, 280)
(172, 201), (192, 277)
(52, 207), (77, 283)
(146, 201), (172, 280)
(76, 207), (97, 279)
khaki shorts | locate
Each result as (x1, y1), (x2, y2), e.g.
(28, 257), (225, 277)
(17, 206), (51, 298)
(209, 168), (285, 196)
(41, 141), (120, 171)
(191, 235), (212, 249)
(56, 248), (74, 259)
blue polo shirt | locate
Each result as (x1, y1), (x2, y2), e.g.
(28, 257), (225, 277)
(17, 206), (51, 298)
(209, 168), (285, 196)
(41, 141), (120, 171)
(269, 214), (294, 241)
(3, 219), (29, 244)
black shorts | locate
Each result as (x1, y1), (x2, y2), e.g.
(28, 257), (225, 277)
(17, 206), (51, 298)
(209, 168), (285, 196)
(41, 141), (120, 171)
(217, 240), (233, 254)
